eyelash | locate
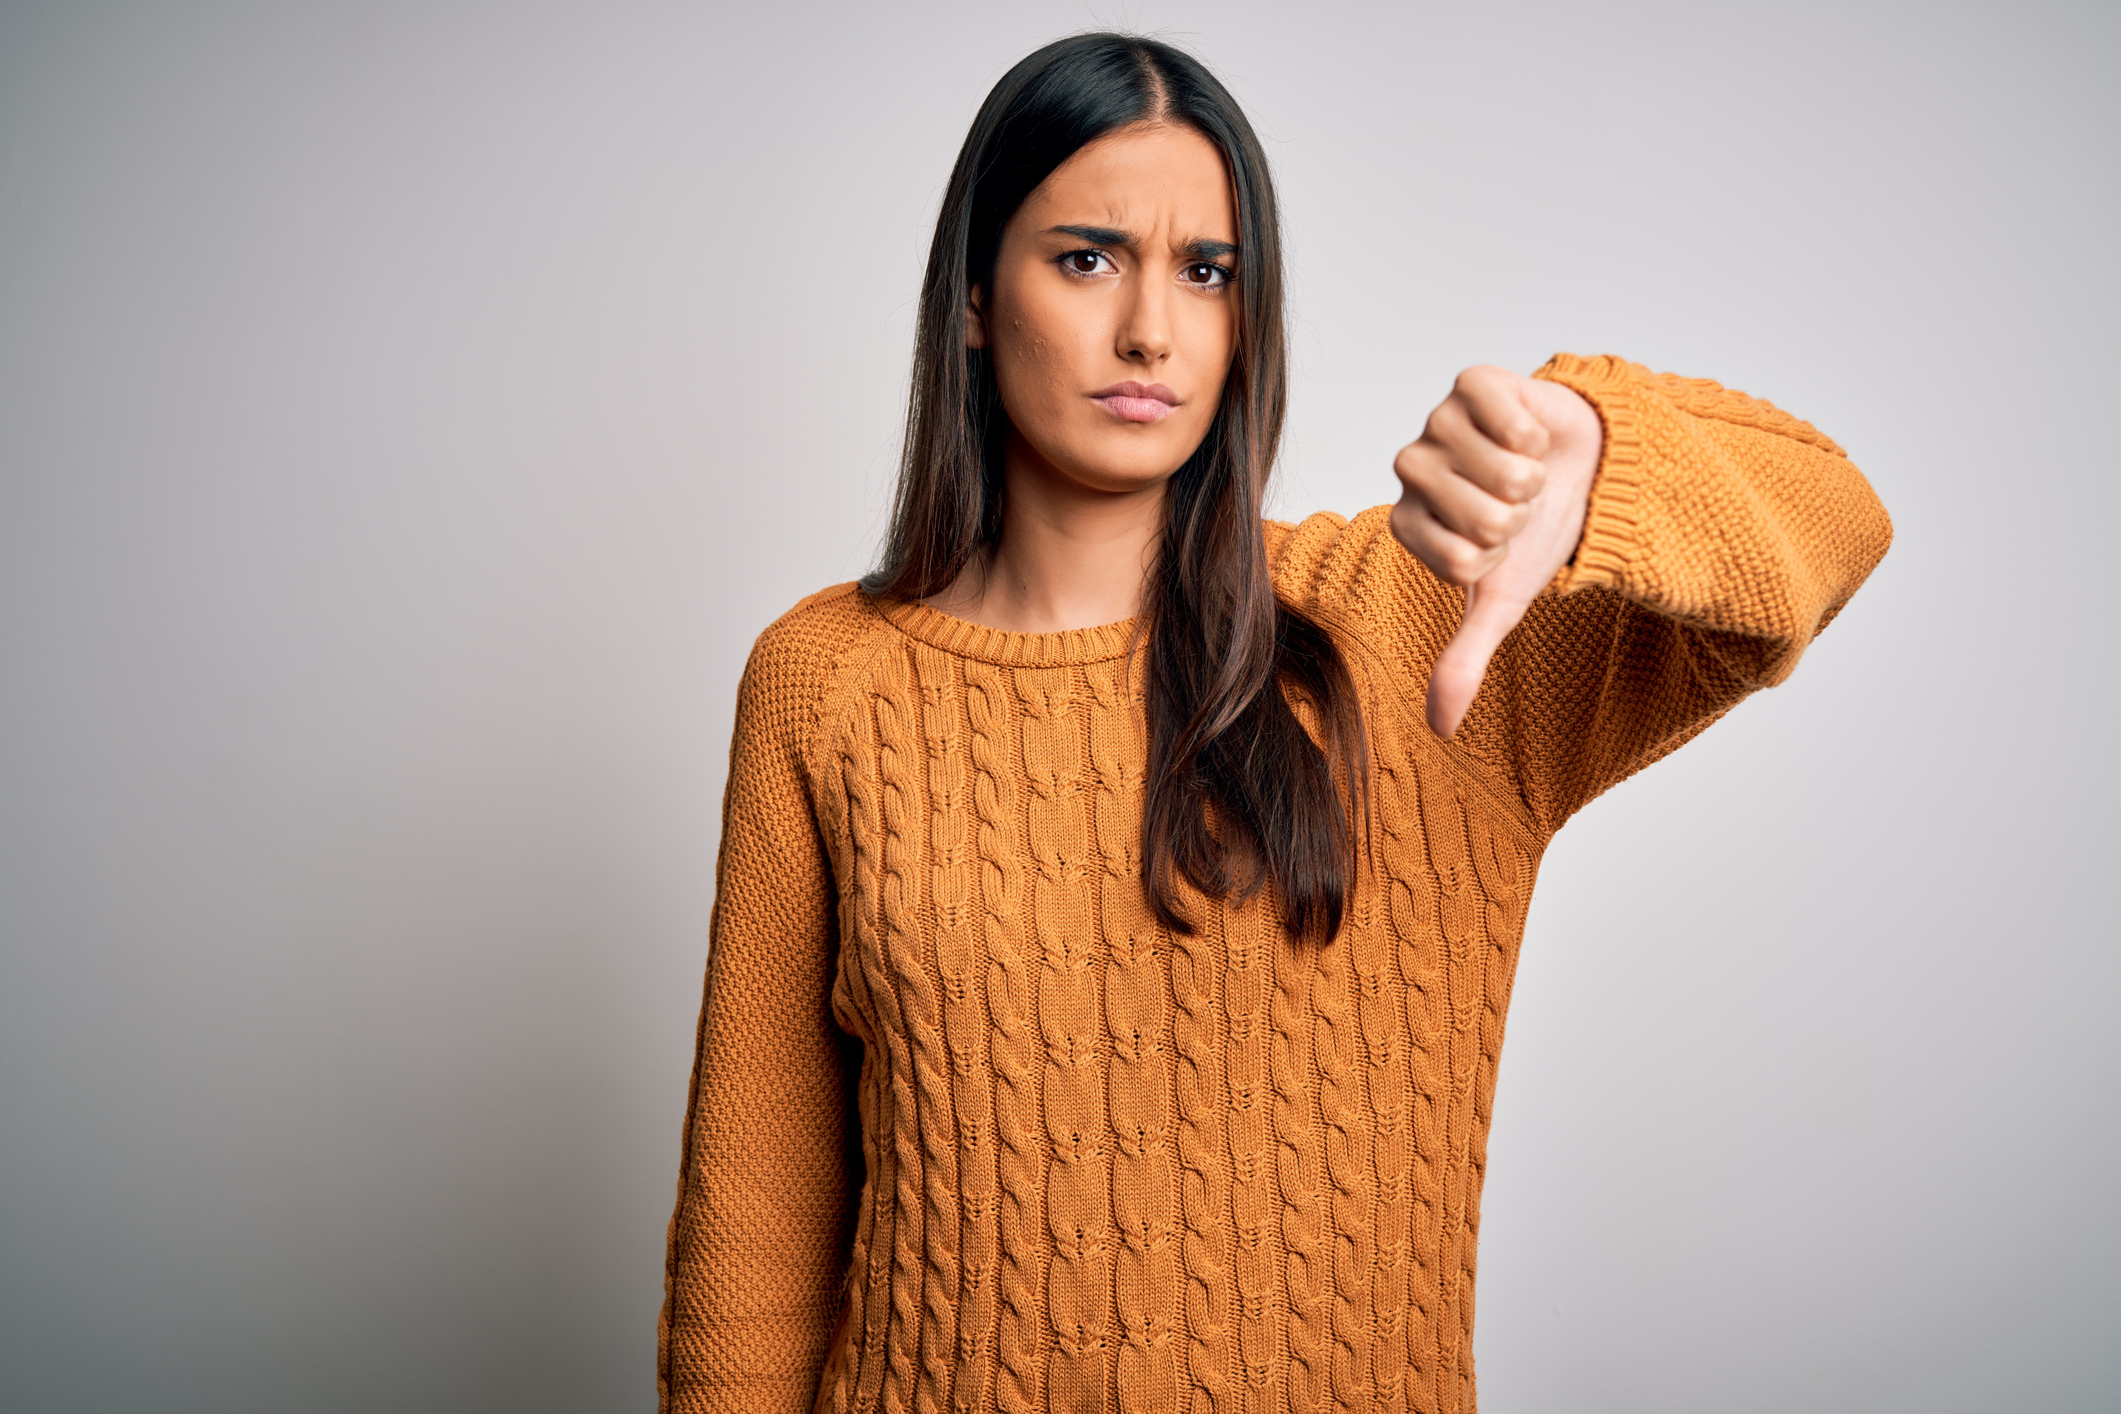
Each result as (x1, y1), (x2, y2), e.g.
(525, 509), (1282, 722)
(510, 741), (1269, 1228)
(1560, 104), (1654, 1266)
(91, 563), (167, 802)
(1056, 249), (1235, 290)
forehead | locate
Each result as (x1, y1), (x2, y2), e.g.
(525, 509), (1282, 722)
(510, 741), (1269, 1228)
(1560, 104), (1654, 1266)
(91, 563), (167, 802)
(1021, 122), (1236, 236)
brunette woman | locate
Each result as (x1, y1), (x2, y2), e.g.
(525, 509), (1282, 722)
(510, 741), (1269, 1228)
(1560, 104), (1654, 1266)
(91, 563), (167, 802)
(660, 31), (1890, 1414)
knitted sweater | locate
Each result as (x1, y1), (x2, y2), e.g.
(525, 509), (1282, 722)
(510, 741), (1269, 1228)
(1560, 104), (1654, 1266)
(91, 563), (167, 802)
(659, 354), (1893, 1414)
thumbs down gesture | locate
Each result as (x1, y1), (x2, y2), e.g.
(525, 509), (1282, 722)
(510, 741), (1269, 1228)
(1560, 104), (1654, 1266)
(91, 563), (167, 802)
(1389, 366), (1604, 739)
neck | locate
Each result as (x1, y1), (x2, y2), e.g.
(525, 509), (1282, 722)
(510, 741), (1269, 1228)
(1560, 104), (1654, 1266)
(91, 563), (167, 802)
(927, 429), (1166, 634)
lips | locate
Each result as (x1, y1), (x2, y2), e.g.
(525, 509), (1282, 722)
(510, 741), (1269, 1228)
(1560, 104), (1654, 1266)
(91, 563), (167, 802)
(1090, 380), (1180, 424)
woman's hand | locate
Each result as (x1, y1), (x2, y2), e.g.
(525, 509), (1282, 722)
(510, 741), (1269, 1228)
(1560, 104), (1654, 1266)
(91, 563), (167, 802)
(1390, 366), (1604, 739)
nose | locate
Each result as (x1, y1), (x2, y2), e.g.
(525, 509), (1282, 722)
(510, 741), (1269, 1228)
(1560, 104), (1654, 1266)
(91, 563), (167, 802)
(1115, 272), (1172, 367)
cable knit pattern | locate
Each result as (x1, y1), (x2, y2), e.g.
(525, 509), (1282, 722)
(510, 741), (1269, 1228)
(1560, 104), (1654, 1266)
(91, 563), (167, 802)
(1311, 860), (1370, 1412)
(1167, 845), (1235, 1410)
(1021, 664), (1117, 1409)
(660, 357), (1893, 1413)
(916, 645), (999, 1412)
(880, 650), (967, 1413)
(854, 664), (929, 1414)
(967, 660), (1048, 1414)
(1086, 661), (1183, 1412)
(1221, 877), (1276, 1408)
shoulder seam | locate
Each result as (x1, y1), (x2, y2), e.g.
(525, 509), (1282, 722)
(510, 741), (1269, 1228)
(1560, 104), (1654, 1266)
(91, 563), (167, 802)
(797, 601), (897, 803)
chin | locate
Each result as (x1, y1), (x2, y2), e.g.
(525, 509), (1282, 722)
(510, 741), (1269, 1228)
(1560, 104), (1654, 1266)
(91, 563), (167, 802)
(1070, 456), (1188, 495)
(1059, 432), (1201, 492)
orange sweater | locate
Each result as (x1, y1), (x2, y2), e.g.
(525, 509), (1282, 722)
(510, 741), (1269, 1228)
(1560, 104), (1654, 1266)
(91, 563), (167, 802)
(660, 354), (1893, 1414)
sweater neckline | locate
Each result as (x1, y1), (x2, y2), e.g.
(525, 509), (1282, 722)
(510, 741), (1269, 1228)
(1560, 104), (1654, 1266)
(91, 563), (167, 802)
(879, 597), (1141, 667)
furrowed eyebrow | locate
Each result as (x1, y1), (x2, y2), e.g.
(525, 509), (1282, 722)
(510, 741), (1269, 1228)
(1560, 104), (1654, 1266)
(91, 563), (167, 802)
(1047, 224), (1131, 246)
(1045, 225), (1241, 262)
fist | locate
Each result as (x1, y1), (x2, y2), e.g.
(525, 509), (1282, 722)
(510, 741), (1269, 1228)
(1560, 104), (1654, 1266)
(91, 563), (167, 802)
(1389, 365), (1603, 739)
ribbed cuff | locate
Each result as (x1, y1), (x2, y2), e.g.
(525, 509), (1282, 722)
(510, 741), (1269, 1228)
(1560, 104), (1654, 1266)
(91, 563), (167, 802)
(1532, 352), (1647, 598)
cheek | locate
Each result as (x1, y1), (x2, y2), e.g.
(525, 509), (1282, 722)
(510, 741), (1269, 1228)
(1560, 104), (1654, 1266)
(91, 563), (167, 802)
(1186, 298), (1239, 386)
(999, 317), (1062, 392)
(992, 293), (1095, 427)
(1008, 290), (1088, 375)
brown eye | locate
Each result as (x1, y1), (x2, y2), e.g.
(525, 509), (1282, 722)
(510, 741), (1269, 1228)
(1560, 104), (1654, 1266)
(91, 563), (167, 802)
(1065, 251), (1104, 274)
(1184, 262), (1229, 287)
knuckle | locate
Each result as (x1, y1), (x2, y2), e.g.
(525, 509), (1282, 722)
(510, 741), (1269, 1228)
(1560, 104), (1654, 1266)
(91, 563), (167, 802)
(1410, 447), (1454, 491)
(1422, 402), (1458, 443)
(1394, 508), (1440, 558)
(1456, 497), (1513, 547)
(1443, 545), (1485, 584)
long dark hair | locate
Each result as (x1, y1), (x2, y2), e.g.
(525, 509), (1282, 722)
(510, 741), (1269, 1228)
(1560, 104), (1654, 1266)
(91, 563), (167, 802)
(864, 33), (1364, 941)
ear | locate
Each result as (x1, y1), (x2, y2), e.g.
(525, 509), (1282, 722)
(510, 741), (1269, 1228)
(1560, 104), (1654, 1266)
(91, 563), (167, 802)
(965, 285), (988, 350)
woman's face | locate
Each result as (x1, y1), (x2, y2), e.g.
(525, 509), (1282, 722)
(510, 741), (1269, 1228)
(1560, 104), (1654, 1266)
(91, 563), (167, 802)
(972, 121), (1240, 495)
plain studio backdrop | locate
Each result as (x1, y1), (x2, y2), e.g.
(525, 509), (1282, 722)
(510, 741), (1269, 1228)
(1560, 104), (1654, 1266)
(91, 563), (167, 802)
(1, 2), (2115, 1410)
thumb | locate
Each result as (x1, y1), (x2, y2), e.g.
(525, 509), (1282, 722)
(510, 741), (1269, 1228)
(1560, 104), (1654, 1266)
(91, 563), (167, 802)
(1426, 575), (1533, 739)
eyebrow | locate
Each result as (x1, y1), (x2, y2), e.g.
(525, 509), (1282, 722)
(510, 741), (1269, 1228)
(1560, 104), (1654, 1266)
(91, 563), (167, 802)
(1046, 224), (1239, 261)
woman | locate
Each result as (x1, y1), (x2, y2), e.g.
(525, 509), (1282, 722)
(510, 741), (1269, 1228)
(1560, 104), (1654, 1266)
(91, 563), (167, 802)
(660, 32), (1890, 1414)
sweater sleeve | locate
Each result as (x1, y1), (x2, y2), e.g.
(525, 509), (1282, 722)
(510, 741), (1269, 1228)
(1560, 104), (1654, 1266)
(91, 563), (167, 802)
(659, 606), (861, 1413)
(1272, 353), (1894, 836)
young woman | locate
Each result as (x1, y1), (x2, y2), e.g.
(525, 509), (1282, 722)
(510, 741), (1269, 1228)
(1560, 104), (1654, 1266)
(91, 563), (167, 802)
(660, 32), (1890, 1414)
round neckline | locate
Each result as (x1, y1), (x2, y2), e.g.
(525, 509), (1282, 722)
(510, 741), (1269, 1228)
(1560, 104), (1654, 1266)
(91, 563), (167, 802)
(879, 596), (1141, 667)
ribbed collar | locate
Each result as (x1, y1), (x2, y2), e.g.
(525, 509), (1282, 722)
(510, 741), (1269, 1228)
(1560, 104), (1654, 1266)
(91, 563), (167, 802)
(878, 597), (1141, 667)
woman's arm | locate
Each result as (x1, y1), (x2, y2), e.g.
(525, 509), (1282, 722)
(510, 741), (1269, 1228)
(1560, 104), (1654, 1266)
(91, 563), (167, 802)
(660, 613), (861, 1413)
(1274, 354), (1893, 835)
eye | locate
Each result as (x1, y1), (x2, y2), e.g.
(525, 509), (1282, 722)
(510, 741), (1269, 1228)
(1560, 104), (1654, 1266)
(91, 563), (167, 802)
(1182, 261), (1232, 289)
(1059, 249), (1114, 276)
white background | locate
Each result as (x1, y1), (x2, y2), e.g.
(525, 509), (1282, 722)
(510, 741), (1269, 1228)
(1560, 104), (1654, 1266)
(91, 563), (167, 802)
(1, 2), (2114, 1410)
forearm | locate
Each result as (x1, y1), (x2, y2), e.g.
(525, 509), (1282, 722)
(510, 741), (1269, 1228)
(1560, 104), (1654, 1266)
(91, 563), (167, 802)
(1534, 352), (1893, 668)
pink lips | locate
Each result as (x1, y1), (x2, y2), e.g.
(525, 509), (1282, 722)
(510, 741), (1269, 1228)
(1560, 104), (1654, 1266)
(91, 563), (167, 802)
(1090, 381), (1180, 424)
